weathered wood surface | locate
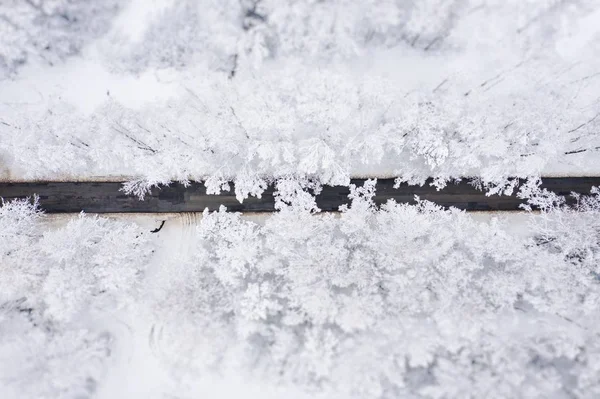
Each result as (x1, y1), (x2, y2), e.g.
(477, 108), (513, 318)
(0, 178), (599, 213)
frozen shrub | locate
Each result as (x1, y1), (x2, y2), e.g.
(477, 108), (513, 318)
(146, 182), (600, 397)
(0, 198), (153, 398)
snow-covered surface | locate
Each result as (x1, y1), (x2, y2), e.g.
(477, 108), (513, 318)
(2, 2), (600, 398)
(1, 0), (599, 196)
(2, 185), (600, 398)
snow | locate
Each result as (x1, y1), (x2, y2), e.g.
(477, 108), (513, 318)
(108, 0), (175, 45)
(2, 2), (600, 398)
(556, 6), (600, 58)
(2, 188), (600, 398)
(1, 0), (599, 195)
(93, 212), (313, 399)
(0, 60), (178, 115)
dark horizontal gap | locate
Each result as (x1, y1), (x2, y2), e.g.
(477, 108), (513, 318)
(0, 178), (599, 213)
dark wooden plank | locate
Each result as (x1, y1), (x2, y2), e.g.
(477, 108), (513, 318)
(0, 178), (599, 213)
